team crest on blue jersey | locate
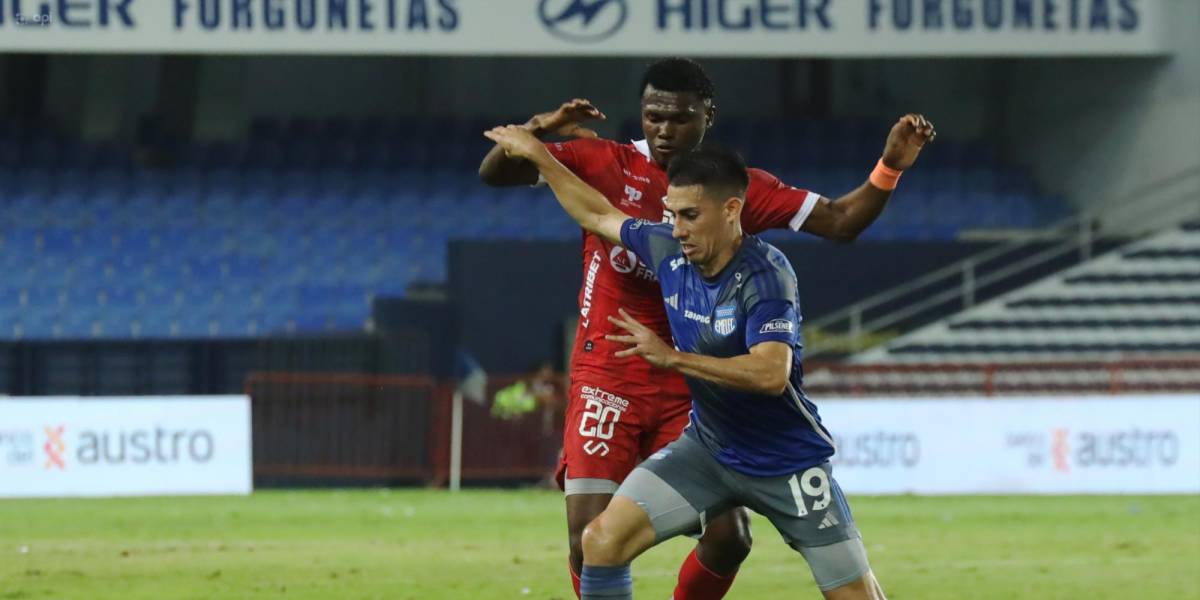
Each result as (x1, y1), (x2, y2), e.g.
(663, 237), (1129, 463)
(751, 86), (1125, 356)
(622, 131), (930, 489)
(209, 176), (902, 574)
(713, 304), (737, 336)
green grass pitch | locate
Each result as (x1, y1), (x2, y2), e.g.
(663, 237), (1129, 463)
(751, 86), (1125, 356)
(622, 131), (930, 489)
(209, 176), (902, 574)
(1, 490), (1197, 599)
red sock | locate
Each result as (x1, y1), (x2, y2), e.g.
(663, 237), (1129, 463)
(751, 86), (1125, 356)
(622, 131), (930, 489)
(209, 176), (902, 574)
(674, 548), (738, 600)
(569, 560), (582, 599)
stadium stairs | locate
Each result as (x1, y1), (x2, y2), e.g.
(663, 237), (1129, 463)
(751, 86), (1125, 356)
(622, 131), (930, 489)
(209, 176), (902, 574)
(849, 220), (1200, 364)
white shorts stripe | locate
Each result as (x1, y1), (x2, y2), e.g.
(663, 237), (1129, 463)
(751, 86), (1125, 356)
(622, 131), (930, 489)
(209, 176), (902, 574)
(564, 477), (620, 496)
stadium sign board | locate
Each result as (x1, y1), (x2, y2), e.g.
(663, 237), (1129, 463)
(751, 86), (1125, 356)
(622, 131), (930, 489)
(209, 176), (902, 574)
(820, 395), (1200, 494)
(0, 396), (252, 498)
(0, 0), (1167, 57)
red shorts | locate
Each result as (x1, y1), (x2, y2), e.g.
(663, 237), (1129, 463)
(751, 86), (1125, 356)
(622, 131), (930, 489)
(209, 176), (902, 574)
(555, 377), (691, 494)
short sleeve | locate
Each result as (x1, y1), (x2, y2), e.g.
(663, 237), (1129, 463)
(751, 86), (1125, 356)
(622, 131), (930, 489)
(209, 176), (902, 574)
(745, 299), (800, 348)
(544, 140), (583, 172)
(620, 219), (677, 269)
(742, 168), (821, 234)
(540, 138), (615, 178)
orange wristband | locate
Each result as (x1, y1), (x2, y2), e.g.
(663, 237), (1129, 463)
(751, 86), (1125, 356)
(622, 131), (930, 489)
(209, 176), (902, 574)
(869, 159), (903, 191)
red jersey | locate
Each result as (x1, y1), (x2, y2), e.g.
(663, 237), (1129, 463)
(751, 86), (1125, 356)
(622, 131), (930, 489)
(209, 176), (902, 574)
(546, 138), (820, 400)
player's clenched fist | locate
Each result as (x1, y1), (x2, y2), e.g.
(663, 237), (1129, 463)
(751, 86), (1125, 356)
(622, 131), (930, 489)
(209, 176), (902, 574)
(881, 113), (936, 171)
(483, 125), (548, 162)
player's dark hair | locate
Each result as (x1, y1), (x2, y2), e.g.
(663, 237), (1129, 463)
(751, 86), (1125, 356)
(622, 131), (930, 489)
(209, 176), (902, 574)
(640, 58), (715, 101)
(667, 145), (749, 202)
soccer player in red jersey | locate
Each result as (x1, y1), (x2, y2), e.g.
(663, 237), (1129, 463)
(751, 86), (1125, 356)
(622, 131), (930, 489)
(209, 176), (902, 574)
(479, 58), (935, 599)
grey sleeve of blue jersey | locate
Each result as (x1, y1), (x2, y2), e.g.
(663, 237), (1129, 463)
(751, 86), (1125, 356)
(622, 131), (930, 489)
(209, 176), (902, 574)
(620, 219), (678, 268)
(743, 265), (799, 308)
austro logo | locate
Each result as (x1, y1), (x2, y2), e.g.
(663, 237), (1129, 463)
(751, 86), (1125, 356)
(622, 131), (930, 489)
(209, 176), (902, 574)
(39, 425), (215, 469)
(43, 425), (66, 470)
(1008, 428), (1180, 472)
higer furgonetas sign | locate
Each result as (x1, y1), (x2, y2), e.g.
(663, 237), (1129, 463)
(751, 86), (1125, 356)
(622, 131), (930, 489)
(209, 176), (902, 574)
(0, 0), (1168, 57)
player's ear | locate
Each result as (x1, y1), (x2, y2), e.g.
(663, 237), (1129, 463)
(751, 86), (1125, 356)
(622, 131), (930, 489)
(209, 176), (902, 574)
(724, 196), (743, 223)
(706, 102), (717, 128)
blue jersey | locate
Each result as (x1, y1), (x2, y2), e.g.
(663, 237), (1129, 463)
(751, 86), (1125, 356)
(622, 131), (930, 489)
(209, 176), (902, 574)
(619, 219), (835, 476)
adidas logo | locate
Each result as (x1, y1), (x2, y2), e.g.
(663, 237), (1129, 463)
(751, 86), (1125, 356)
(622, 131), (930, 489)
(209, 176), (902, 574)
(817, 512), (840, 530)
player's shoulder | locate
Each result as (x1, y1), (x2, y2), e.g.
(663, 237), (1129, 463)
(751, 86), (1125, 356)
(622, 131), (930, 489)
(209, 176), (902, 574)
(746, 167), (781, 185)
(739, 237), (797, 299)
(745, 167), (813, 198)
(627, 218), (672, 235)
(745, 167), (788, 195)
(744, 168), (793, 207)
(743, 236), (791, 271)
(624, 219), (681, 269)
(625, 218), (676, 247)
(549, 138), (640, 183)
(548, 137), (621, 161)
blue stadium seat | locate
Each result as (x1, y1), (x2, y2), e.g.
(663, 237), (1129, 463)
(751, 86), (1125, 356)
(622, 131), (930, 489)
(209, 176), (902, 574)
(20, 312), (56, 339)
(0, 287), (24, 312)
(1, 228), (40, 252)
(0, 119), (1070, 339)
(136, 311), (176, 338)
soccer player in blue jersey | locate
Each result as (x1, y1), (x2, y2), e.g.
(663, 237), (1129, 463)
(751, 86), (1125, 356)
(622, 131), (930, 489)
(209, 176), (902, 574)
(485, 124), (912, 599)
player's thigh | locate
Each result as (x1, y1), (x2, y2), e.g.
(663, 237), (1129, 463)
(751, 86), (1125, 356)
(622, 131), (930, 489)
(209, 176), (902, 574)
(616, 433), (738, 544)
(566, 493), (613, 536)
(560, 381), (648, 496)
(736, 463), (872, 593)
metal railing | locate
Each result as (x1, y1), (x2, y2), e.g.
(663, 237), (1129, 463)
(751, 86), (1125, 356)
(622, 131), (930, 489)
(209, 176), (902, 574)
(245, 371), (562, 488)
(805, 165), (1200, 358)
(804, 358), (1200, 397)
(242, 363), (1200, 489)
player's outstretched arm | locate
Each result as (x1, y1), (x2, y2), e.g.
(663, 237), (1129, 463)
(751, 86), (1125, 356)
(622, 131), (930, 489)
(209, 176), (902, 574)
(668, 342), (793, 396)
(800, 114), (935, 242)
(478, 99), (606, 187)
(607, 309), (793, 396)
(484, 125), (625, 245)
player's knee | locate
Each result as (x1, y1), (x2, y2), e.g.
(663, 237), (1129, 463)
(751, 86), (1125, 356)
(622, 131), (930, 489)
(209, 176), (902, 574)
(580, 517), (620, 565)
(729, 509), (754, 561)
(701, 508), (753, 566)
(566, 494), (610, 568)
(825, 573), (883, 600)
(822, 571), (885, 600)
(581, 512), (638, 566)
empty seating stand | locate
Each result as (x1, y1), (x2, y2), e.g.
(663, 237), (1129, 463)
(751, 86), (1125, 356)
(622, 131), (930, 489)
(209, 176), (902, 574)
(855, 222), (1200, 363)
(0, 116), (1066, 339)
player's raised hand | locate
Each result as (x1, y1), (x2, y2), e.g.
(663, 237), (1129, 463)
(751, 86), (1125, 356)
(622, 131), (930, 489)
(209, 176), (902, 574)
(526, 98), (607, 140)
(606, 308), (677, 369)
(881, 114), (936, 171)
(484, 125), (548, 161)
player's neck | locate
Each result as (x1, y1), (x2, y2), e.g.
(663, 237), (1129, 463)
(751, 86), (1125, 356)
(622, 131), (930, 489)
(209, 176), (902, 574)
(698, 234), (743, 279)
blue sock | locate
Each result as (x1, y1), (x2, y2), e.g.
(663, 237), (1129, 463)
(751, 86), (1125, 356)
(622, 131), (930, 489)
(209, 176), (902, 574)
(580, 564), (633, 599)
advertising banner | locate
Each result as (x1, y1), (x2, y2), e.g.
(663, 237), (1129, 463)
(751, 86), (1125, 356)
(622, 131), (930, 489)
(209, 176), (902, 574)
(0, 0), (1168, 57)
(819, 395), (1200, 494)
(0, 396), (252, 498)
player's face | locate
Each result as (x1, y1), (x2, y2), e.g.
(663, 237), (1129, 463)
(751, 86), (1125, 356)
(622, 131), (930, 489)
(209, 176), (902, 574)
(640, 85), (715, 168)
(665, 184), (742, 269)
